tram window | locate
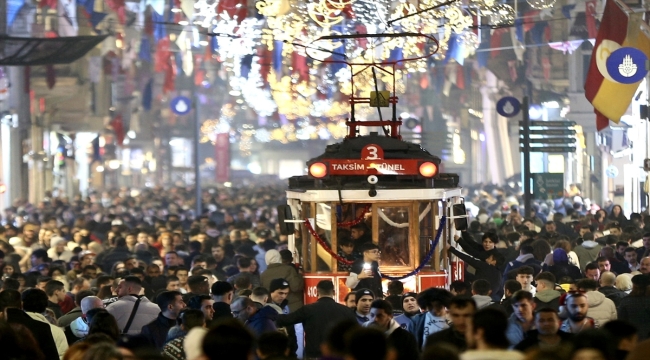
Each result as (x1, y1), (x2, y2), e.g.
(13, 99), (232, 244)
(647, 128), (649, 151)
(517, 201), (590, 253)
(377, 206), (410, 267)
(315, 203), (332, 272)
(419, 202), (435, 270)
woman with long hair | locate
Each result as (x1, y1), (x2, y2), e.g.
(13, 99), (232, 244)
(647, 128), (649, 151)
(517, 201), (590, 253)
(158, 231), (173, 257)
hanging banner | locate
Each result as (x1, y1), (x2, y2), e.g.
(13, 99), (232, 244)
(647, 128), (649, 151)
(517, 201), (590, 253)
(215, 133), (230, 183)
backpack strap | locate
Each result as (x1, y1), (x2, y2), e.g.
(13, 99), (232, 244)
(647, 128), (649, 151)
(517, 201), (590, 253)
(122, 296), (144, 334)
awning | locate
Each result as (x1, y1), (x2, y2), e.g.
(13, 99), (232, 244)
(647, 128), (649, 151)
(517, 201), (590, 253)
(0, 35), (109, 66)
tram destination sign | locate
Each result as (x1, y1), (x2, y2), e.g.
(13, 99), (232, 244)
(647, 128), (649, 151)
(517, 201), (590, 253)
(524, 137), (577, 144)
(326, 159), (421, 175)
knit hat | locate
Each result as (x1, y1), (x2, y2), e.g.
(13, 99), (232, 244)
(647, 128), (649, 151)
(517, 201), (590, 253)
(402, 292), (417, 303)
(265, 249), (282, 266)
(51, 236), (67, 246)
(269, 278), (290, 293)
(355, 288), (375, 300)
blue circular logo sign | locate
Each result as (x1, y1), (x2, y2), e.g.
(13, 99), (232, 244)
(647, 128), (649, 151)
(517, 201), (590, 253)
(496, 97), (521, 118)
(170, 96), (192, 115)
(606, 47), (648, 84)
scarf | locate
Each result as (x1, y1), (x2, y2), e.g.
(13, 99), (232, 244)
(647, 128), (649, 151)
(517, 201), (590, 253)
(422, 312), (449, 347)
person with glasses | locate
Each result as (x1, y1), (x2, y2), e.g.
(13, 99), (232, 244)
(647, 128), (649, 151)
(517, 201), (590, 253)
(230, 296), (277, 336)
(346, 243), (383, 298)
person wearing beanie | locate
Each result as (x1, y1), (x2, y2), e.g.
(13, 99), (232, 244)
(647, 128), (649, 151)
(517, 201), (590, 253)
(47, 237), (73, 262)
(394, 292), (420, 330)
(268, 278), (302, 357)
(260, 250), (304, 313)
(355, 288), (375, 324)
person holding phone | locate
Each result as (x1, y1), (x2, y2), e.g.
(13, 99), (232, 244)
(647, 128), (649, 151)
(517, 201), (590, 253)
(346, 243), (383, 298)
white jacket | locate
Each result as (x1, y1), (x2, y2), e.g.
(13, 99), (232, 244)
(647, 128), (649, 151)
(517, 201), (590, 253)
(47, 248), (74, 262)
(586, 290), (617, 326)
(70, 316), (89, 338)
(106, 295), (160, 335)
(27, 312), (69, 359)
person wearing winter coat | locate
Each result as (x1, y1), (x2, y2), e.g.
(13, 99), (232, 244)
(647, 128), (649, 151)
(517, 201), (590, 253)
(573, 237), (603, 272)
(446, 241), (505, 302)
(230, 295), (277, 336)
(260, 249), (304, 312)
(502, 245), (542, 282)
(407, 287), (453, 349)
(365, 299), (419, 360)
(64, 296), (103, 345)
(576, 279), (617, 326)
(533, 272), (562, 312)
(597, 271), (627, 307)
(543, 249), (583, 281)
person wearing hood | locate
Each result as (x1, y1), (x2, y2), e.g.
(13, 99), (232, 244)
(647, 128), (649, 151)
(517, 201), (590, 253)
(230, 295), (278, 336)
(471, 280), (497, 310)
(65, 295), (103, 345)
(407, 287), (452, 349)
(502, 245), (542, 283)
(394, 292), (420, 330)
(533, 272), (562, 312)
(573, 234), (603, 272)
(506, 290), (536, 347)
(366, 299), (419, 360)
(543, 248), (582, 281)
(47, 237), (73, 262)
(576, 278), (617, 326)
(598, 271), (627, 307)
(260, 249), (304, 312)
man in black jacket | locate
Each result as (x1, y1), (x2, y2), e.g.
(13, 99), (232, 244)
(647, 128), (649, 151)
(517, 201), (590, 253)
(0, 289), (60, 360)
(276, 280), (357, 359)
(446, 240), (505, 301)
(367, 299), (419, 360)
(141, 290), (186, 350)
(424, 297), (476, 352)
(211, 281), (234, 323)
(97, 237), (132, 272)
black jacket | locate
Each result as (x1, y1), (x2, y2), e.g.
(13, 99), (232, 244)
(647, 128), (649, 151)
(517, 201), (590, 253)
(544, 263), (583, 281)
(98, 246), (131, 272)
(6, 308), (60, 360)
(424, 327), (467, 352)
(449, 247), (503, 301)
(277, 297), (357, 358)
(212, 301), (232, 322)
(246, 305), (278, 336)
(388, 327), (419, 360)
(513, 330), (574, 352)
(598, 286), (627, 307)
(141, 313), (177, 350)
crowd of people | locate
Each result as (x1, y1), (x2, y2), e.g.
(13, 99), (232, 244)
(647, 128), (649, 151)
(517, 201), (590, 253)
(0, 183), (650, 360)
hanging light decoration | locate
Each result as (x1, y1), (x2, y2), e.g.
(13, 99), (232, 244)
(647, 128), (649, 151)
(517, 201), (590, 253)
(526, 0), (556, 10)
(490, 4), (516, 27)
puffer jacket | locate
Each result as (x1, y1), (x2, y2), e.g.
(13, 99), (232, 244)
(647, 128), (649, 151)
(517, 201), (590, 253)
(70, 316), (89, 338)
(585, 290), (617, 326)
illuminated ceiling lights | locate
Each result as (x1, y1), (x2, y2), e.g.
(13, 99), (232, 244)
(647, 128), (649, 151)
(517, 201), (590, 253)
(526, 0), (557, 10)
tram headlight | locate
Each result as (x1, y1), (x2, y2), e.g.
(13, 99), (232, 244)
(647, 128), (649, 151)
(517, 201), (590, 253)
(367, 175), (378, 184)
(418, 162), (438, 178)
(309, 162), (328, 179)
